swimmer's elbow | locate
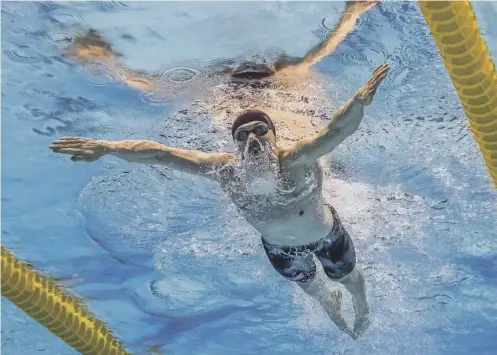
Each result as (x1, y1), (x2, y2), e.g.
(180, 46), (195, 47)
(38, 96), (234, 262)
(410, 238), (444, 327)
(295, 127), (353, 163)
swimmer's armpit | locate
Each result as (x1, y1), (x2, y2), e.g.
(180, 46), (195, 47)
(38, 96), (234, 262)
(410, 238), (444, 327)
(60, 29), (156, 92)
(50, 137), (235, 180)
(281, 63), (389, 164)
(275, 1), (377, 73)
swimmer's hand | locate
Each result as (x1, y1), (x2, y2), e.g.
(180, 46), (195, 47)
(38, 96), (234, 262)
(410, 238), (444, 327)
(60, 29), (119, 62)
(345, 1), (377, 14)
(50, 137), (110, 162)
(354, 63), (389, 106)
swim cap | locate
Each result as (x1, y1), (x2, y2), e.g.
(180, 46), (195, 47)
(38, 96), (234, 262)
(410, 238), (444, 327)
(231, 110), (276, 138)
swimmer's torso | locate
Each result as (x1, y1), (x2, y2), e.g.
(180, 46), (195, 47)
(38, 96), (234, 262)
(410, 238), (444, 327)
(163, 64), (337, 247)
(219, 160), (335, 246)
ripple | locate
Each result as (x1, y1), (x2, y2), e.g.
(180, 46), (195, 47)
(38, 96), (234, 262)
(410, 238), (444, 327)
(82, 61), (115, 86)
(398, 44), (436, 67)
(311, 17), (332, 42)
(3, 46), (42, 64)
(47, 11), (82, 26)
(99, 1), (130, 12)
(1, 9), (28, 22)
(157, 66), (203, 85)
(354, 7), (376, 29)
(386, 1), (421, 18)
(36, 1), (58, 13)
(139, 62), (218, 105)
(1, 6), (28, 19)
(50, 32), (75, 43)
(139, 92), (173, 106)
(3, 24), (31, 36)
(330, 41), (389, 67)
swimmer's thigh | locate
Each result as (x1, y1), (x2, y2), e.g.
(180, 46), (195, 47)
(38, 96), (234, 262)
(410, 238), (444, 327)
(315, 217), (356, 280)
(262, 239), (316, 283)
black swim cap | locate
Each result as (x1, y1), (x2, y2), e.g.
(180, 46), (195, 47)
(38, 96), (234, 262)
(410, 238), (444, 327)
(231, 110), (276, 138)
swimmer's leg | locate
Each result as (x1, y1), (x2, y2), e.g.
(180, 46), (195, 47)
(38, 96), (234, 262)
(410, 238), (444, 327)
(298, 271), (354, 337)
(60, 29), (156, 92)
(315, 210), (370, 339)
(337, 265), (370, 338)
(262, 238), (353, 337)
(274, 1), (377, 73)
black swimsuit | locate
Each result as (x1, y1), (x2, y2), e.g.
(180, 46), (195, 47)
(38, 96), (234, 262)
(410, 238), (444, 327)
(262, 205), (356, 283)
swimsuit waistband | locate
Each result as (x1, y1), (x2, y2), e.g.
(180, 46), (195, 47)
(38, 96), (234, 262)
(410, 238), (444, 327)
(261, 204), (344, 256)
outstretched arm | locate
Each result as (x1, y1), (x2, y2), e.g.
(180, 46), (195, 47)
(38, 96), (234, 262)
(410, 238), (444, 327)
(49, 137), (235, 180)
(275, 1), (377, 73)
(61, 29), (156, 92)
(282, 64), (389, 165)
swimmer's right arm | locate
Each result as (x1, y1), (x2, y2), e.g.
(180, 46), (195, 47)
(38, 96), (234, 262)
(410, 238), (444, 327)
(49, 137), (235, 179)
(61, 29), (156, 92)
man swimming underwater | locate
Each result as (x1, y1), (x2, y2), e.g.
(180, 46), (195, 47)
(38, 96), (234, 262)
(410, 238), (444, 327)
(51, 62), (389, 338)
(50, 1), (386, 339)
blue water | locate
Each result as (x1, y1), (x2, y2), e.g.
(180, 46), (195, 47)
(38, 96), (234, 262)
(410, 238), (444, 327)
(2, 1), (497, 354)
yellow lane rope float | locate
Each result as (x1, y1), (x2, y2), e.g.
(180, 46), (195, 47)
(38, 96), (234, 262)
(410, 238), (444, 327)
(1, 246), (132, 355)
(418, 0), (497, 188)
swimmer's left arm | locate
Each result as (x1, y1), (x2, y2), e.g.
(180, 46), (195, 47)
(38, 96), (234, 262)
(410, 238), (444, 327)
(283, 64), (389, 165)
(274, 1), (377, 73)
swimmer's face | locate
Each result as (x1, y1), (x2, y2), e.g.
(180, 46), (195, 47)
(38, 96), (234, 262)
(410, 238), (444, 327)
(234, 121), (276, 159)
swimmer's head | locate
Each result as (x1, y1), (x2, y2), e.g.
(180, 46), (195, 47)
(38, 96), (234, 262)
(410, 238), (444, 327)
(232, 110), (277, 160)
(231, 61), (275, 80)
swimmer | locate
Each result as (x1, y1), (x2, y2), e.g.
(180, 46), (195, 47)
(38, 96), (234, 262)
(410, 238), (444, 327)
(50, 63), (389, 339)
(61, 1), (377, 91)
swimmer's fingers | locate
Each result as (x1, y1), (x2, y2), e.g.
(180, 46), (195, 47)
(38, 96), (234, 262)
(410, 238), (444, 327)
(355, 64), (389, 105)
(50, 142), (100, 150)
(368, 64), (389, 85)
(345, 0), (377, 14)
(50, 147), (96, 156)
(50, 137), (107, 152)
(57, 137), (93, 143)
(50, 137), (94, 149)
(50, 137), (108, 162)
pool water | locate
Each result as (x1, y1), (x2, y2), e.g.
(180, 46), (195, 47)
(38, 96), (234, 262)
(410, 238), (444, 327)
(2, 2), (497, 354)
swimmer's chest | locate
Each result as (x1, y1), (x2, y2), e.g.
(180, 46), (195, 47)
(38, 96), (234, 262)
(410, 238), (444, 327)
(222, 163), (323, 219)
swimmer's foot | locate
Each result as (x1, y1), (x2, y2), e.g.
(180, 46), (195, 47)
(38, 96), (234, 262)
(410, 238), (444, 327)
(322, 289), (355, 338)
(351, 300), (370, 339)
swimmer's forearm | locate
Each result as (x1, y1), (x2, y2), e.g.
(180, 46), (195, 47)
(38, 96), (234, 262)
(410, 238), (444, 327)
(325, 97), (365, 137)
(305, 98), (365, 158)
(105, 140), (172, 163)
(288, 64), (388, 163)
